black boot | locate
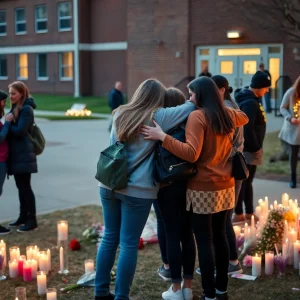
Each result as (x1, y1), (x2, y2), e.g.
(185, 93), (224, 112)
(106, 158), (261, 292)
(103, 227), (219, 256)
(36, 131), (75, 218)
(8, 215), (27, 227)
(290, 173), (297, 188)
(17, 218), (38, 233)
(95, 293), (115, 300)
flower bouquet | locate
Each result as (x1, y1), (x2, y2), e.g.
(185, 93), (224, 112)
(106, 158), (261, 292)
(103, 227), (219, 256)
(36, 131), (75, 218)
(82, 223), (104, 245)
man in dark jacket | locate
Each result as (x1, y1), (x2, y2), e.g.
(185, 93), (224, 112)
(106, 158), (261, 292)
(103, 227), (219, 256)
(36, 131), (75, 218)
(259, 63), (272, 113)
(108, 81), (124, 131)
(232, 71), (271, 224)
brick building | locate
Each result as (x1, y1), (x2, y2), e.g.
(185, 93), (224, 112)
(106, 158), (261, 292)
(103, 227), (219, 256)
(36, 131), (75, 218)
(0, 0), (299, 99)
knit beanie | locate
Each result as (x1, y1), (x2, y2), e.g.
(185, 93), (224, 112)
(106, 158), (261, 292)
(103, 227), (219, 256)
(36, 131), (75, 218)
(250, 71), (271, 89)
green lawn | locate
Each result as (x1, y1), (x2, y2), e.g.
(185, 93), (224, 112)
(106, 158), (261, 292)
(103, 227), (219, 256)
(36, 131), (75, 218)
(32, 94), (111, 114)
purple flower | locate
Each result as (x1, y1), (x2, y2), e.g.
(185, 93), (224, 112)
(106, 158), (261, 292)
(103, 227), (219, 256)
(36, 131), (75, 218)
(236, 236), (245, 249)
(274, 255), (287, 273)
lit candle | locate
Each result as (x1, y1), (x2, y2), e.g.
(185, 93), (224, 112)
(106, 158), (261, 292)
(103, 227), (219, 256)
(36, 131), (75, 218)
(57, 221), (68, 240)
(9, 247), (20, 262)
(38, 251), (48, 274)
(59, 247), (64, 273)
(274, 200), (278, 210)
(250, 215), (256, 238)
(252, 253), (262, 277)
(233, 226), (241, 239)
(37, 271), (47, 295)
(294, 240), (300, 269)
(46, 288), (57, 300)
(289, 228), (297, 243)
(282, 193), (289, 207)
(265, 251), (274, 275)
(284, 220), (289, 240)
(0, 240), (6, 267)
(33, 246), (39, 261)
(26, 246), (34, 260)
(31, 259), (38, 279)
(47, 249), (51, 272)
(265, 196), (269, 212)
(270, 204), (274, 210)
(9, 260), (18, 278)
(255, 206), (261, 217)
(244, 223), (249, 240)
(84, 259), (94, 273)
(282, 239), (289, 257)
(23, 260), (32, 282)
(18, 255), (26, 277)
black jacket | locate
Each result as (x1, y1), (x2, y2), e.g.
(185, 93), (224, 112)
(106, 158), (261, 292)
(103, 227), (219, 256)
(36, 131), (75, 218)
(108, 89), (124, 111)
(235, 87), (266, 153)
(7, 98), (38, 175)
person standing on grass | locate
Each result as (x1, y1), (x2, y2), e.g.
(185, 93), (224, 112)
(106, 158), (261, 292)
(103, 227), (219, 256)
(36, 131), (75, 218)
(278, 76), (300, 188)
(232, 71), (271, 224)
(141, 77), (248, 300)
(6, 81), (38, 233)
(108, 81), (124, 132)
(95, 79), (195, 300)
(0, 91), (14, 235)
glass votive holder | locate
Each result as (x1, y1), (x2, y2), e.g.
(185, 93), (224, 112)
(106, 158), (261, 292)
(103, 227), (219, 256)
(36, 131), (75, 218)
(84, 259), (94, 273)
(15, 287), (26, 300)
(46, 288), (57, 300)
(57, 220), (68, 241)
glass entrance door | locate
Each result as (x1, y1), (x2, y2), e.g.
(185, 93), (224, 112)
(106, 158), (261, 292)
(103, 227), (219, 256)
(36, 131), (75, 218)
(239, 56), (261, 88)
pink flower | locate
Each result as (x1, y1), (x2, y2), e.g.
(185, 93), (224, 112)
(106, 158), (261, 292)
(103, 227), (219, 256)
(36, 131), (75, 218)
(243, 255), (252, 267)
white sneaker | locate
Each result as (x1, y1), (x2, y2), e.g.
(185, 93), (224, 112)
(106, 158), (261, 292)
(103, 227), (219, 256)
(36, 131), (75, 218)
(182, 287), (193, 300)
(162, 285), (184, 300)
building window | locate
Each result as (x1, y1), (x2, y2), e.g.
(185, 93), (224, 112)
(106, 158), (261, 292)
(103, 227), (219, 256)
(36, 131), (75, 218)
(35, 5), (47, 33)
(37, 54), (48, 80)
(16, 54), (28, 79)
(15, 8), (26, 34)
(243, 61), (257, 75)
(58, 2), (72, 31)
(0, 55), (7, 79)
(59, 52), (73, 80)
(0, 11), (7, 36)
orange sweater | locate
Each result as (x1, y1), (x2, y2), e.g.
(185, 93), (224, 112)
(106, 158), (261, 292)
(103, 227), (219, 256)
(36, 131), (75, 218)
(162, 108), (249, 191)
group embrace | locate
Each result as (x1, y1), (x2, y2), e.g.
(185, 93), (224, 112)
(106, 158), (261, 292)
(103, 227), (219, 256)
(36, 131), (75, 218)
(95, 71), (272, 300)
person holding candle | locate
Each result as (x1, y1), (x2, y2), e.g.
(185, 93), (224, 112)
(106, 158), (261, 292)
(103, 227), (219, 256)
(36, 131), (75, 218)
(278, 76), (300, 188)
(6, 82), (38, 232)
(141, 77), (248, 300)
(95, 79), (196, 300)
(0, 91), (14, 235)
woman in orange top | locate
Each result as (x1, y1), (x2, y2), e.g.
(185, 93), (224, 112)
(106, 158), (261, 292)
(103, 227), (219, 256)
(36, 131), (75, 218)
(141, 77), (248, 300)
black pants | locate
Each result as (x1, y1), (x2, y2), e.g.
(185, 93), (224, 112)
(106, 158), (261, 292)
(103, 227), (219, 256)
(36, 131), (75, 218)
(153, 198), (168, 264)
(157, 183), (196, 283)
(235, 165), (257, 215)
(290, 145), (299, 174)
(14, 173), (36, 219)
(226, 180), (243, 260)
(193, 210), (229, 299)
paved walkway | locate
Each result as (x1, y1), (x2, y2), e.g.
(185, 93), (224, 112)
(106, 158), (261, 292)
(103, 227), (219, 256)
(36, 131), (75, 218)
(0, 111), (294, 223)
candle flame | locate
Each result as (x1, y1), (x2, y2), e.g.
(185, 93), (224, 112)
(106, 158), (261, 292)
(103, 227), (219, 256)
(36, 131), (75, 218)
(245, 222), (248, 226)
(255, 253), (258, 257)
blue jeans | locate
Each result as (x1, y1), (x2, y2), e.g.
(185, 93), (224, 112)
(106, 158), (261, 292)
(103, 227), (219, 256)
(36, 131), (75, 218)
(0, 162), (6, 197)
(95, 188), (153, 300)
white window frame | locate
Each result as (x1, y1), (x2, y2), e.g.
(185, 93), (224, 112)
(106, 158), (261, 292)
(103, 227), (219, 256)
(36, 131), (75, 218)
(59, 52), (73, 81)
(58, 2), (72, 32)
(0, 55), (8, 80)
(35, 5), (48, 33)
(0, 10), (7, 36)
(16, 54), (28, 80)
(36, 54), (48, 81)
(15, 8), (27, 35)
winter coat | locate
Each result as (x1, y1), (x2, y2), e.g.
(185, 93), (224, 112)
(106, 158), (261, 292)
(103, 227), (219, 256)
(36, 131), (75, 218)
(108, 89), (124, 111)
(7, 98), (38, 175)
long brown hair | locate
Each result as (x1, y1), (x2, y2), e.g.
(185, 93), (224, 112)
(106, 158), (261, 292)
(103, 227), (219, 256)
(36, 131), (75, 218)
(292, 76), (300, 103)
(164, 87), (185, 108)
(115, 79), (166, 141)
(188, 77), (234, 135)
(8, 81), (30, 119)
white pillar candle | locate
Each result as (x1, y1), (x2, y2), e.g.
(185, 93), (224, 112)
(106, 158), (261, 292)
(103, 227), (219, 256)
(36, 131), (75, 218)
(47, 249), (51, 272)
(282, 239), (289, 257)
(38, 251), (48, 274)
(265, 196), (269, 212)
(274, 200), (278, 210)
(31, 259), (38, 279)
(37, 271), (47, 295)
(282, 193), (289, 207)
(9, 247), (20, 262)
(265, 251), (274, 275)
(59, 247), (64, 272)
(84, 259), (94, 273)
(270, 204), (274, 211)
(46, 288), (57, 300)
(289, 228), (297, 243)
(284, 220), (289, 240)
(26, 246), (34, 260)
(9, 260), (18, 278)
(296, 200), (298, 210)
(252, 253), (262, 277)
(0, 240), (6, 267)
(255, 206), (261, 217)
(233, 226), (241, 239)
(33, 246), (39, 261)
(57, 221), (68, 240)
(294, 240), (300, 269)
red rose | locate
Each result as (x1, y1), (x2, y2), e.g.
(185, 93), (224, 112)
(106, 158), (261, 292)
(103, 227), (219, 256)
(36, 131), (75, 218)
(69, 238), (81, 251)
(138, 238), (144, 250)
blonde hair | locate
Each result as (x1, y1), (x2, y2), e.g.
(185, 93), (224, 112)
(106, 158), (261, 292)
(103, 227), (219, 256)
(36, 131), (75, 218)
(115, 79), (166, 141)
(293, 76), (300, 103)
(164, 87), (185, 108)
(8, 81), (30, 119)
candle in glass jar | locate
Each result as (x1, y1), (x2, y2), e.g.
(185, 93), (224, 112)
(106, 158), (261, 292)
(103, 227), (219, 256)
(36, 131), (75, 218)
(252, 253), (262, 277)
(37, 271), (47, 295)
(46, 288), (57, 300)
(38, 251), (48, 274)
(57, 221), (68, 240)
(31, 259), (38, 279)
(9, 260), (18, 278)
(9, 247), (20, 262)
(84, 259), (94, 273)
(23, 260), (32, 282)
(265, 251), (274, 275)
(18, 255), (26, 277)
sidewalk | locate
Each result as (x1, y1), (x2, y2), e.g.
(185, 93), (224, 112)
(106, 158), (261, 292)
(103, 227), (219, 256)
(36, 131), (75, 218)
(34, 110), (110, 118)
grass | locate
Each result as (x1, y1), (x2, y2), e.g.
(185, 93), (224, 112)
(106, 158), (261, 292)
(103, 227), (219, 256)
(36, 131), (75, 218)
(1, 205), (300, 300)
(36, 115), (106, 121)
(32, 94), (111, 114)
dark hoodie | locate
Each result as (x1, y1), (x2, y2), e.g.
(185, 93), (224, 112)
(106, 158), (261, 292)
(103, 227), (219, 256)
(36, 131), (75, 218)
(7, 98), (38, 175)
(235, 87), (266, 163)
